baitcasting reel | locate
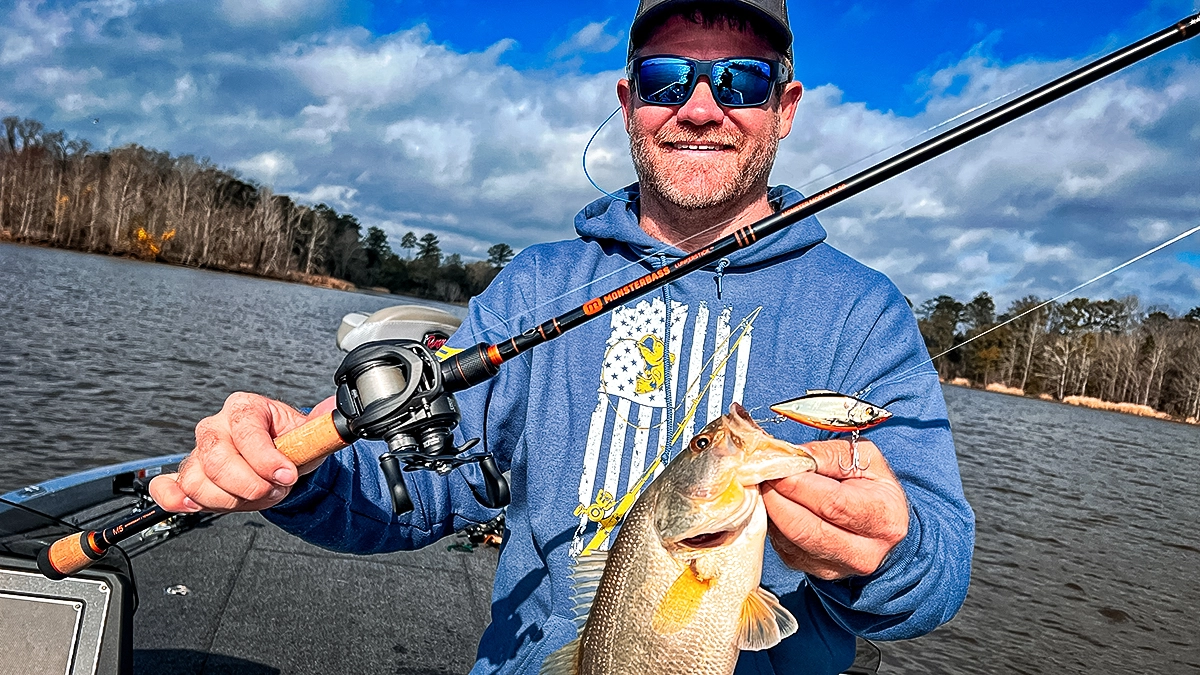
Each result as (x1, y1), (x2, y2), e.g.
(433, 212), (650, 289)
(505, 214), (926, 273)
(333, 339), (509, 514)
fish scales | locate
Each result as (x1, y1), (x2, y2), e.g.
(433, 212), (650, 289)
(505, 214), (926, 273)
(580, 490), (766, 674)
(544, 404), (817, 675)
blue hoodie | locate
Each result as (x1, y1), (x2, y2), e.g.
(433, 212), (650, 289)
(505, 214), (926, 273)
(265, 185), (975, 674)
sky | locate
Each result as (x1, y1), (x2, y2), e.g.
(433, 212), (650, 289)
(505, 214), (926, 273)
(2, 0), (1199, 313)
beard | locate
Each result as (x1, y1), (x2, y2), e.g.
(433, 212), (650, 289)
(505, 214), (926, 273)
(629, 112), (780, 211)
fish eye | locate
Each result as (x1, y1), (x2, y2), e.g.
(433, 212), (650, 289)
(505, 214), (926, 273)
(693, 436), (710, 451)
(866, 407), (875, 416)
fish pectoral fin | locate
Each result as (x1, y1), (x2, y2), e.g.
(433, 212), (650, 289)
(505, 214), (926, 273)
(651, 566), (712, 635)
(737, 586), (799, 651)
(539, 638), (580, 675)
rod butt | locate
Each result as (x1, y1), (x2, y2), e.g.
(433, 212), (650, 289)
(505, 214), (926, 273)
(38, 532), (105, 580)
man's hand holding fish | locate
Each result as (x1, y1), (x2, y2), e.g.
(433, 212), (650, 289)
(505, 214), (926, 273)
(762, 439), (910, 581)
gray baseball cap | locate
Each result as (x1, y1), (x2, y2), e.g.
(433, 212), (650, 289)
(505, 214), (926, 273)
(627, 0), (793, 63)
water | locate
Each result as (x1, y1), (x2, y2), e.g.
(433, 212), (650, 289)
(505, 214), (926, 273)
(884, 387), (1200, 673)
(1, 243), (1198, 673)
(0, 243), (457, 492)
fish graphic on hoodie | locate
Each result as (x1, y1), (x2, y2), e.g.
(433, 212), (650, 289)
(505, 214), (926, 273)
(264, 184), (976, 675)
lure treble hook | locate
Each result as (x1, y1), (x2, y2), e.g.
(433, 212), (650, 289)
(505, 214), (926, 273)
(838, 429), (871, 473)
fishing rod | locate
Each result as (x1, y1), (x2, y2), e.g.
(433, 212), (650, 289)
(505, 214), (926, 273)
(37, 13), (1200, 580)
(459, 13), (1200, 376)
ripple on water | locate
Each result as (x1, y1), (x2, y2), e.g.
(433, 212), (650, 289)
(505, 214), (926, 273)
(2, 244), (1197, 673)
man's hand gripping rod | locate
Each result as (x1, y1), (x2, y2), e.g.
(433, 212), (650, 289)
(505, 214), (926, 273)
(40, 338), (510, 580)
(38, 13), (1199, 579)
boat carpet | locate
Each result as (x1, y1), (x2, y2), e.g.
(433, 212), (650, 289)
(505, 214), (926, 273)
(130, 512), (498, 675)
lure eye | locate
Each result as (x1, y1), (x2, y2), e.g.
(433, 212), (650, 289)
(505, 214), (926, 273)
(693, 436), (710, 451)
(865, 407), (875, 417)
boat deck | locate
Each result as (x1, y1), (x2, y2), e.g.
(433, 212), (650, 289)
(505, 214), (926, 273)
(131, 512), (497, 675)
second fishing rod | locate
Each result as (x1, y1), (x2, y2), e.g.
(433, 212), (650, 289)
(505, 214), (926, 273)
(37, 12), (1200, 580)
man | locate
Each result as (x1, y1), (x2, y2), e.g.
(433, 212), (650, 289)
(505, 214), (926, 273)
(151, 1), (975, 673)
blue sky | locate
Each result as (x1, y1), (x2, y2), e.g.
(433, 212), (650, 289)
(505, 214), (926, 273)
(1, 0), (1198, 312)
(352, 0), (1198, 114)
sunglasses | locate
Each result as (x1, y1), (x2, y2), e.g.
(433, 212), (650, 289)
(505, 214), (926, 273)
(628, 56), (790, 108)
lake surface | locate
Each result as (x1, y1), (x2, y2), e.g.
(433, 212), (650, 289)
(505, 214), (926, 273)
(0, 243), (453, 492)
(1, 243), (1197, 673)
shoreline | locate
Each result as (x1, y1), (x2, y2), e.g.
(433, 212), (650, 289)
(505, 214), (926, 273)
(943, 378), (1198, 426)
(0, 237), (467, 306)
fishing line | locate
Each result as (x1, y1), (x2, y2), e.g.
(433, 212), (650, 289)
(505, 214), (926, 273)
(0, 495), (82, 532)
(474, 81), (1035, 338)
(859, 220), (1200, 398)
(599, 307), (760, 431)
(790, 88), (1025, 195)
(471, 38), (1182, 343)
(583, 107), (634, 204)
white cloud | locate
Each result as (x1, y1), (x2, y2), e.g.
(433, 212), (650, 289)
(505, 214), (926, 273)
(2, 1), (1198, 312)
(283, 27), (470, 108)
(0, 1), (72, 65)
(140, 74), (196, 112)
(1021, 242), (1074, 264)
(291, 97), (349, 144)
(551, 19), (623, 59)
(383, 118), (475, 184)
(1, 35), (37, 64)
(58, 91), (105, 113)
(235, 151), (296, 185)
(293, 184), (358, 210)
(220, 0), (328, 26)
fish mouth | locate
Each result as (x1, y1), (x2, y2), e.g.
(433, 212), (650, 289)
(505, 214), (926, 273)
(662, 489), (759, 553)
(675, 528), (739, 550)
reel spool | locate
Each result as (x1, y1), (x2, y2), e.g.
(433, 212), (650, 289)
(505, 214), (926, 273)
(332, 305), (508, 514)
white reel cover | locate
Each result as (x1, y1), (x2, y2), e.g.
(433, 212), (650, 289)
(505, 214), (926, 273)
(336, 305), (463, 353)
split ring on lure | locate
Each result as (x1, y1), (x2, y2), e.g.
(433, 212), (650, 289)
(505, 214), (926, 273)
(769, 391), (893, 471)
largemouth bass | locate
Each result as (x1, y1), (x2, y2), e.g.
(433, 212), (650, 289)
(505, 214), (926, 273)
(542, 403), (818, 675)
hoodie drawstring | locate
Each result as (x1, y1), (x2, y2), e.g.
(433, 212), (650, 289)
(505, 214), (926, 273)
(713, 257), (730, 300)
(657, 253), (675, 463)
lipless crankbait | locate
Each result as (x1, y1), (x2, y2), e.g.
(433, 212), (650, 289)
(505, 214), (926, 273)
(769, 390), (892, 471)
(769, 390), (892, 431)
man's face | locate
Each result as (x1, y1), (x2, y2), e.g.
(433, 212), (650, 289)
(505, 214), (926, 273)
(618, 15), (803, 211)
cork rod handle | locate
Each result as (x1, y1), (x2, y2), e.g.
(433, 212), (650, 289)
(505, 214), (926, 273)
(39, 411), (351, 579)
(274, 411), (350, 466)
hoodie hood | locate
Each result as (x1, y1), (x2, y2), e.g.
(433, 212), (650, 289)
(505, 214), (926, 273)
(573, 183), (827, 269)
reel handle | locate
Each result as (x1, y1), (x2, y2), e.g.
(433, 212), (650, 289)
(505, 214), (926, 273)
(378, 454), (415, 514)
(473, 455), (510, 509)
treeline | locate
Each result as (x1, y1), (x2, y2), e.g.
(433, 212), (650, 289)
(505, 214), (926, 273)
(0, 116), (512, 302)
(916, 292), (1200, 420)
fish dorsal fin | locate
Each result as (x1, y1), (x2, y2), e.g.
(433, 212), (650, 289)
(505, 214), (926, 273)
(539, 638), (580, 675)
(651, 566), (713, 635)
(737, 586), (798, 651)
(569, 550), (608, 632)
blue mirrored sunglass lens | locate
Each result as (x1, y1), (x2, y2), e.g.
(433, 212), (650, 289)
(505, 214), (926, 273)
(711, 60), (773, 106)
(637, 58), (696, 104)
